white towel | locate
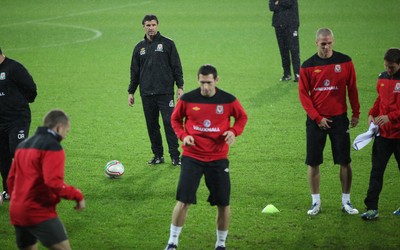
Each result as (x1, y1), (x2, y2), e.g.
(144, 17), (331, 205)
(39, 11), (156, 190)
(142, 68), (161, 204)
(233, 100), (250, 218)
(352, 123), (379, 151)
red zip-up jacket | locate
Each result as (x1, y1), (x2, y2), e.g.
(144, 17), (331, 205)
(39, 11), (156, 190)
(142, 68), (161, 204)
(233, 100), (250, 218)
(8, 127), (83, 226)
(171, 87), (248, 162)
(298, 51), (360, 123)
(369, 70), (400, 139)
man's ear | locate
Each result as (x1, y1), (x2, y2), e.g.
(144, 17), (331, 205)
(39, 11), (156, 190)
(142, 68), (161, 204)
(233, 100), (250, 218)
(54, 124), (62, 134)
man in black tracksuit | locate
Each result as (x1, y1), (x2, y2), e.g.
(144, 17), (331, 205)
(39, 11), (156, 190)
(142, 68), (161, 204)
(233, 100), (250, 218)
(128, 14), (183, 166)
(269, 0), (300, 82)
(0, 48), (37, 200)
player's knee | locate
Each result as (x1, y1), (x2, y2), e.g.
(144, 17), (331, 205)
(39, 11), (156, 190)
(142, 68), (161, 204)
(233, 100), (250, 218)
(48, 240), (71, 250)
(176, 201), (190, 211)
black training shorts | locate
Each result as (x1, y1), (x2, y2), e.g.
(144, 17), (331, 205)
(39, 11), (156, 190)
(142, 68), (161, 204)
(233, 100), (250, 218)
(176, 156), (230, 206)
(305, 113), (351, 166)
(14, 217), (68, 248)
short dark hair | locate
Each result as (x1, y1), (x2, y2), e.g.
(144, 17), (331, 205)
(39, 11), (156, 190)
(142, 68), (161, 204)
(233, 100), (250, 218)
(142, 14), (159, 25)
(43, 109), (69, 129)
(0, 48), (2, 54)
(197, 64), (218, 79)
(316, 28), (334, 40)
(384, 48), (400, 64)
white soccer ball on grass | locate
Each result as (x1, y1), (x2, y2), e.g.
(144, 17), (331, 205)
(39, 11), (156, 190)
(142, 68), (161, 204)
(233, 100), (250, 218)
(104, 160), (125, 178)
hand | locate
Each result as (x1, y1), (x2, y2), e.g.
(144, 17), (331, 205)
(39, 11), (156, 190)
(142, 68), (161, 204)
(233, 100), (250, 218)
(350, 117), (359, 128)
(183, 135), (195, 147)
(75, 198), (85, 211)
(368, 115), (375, 125)
(374, 115), (389, 126)
(223, 131), (236, 146)
(318, 117), (332, 130)
(177, 88), (184, 99)
(128, 94), (134, 107)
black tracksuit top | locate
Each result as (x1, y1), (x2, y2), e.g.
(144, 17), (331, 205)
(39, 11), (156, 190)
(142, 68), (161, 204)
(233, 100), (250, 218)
(269, 0), (299, 27)
(0, 57), (37, 124)
(128, 32), (184, 96)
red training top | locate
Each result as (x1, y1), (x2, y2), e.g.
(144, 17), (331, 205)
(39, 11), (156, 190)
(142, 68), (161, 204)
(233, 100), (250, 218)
(8, 127), (83, 226)
(369, 70), (400, 139)
(298, 51), (360, 123)
(172, 87), (248, 162)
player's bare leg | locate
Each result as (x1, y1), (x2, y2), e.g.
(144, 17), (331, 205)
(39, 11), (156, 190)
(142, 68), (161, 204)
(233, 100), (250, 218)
(49, 240), (72, 250)
(171, 201), (190, 227)
(307, 165), (321, 215)
(166, 201), (190, 248)
(340, 163), (352, 193)
(308, 165), (320, 194)
(216, 205), (230, 248)
(340, 164), (358, 214)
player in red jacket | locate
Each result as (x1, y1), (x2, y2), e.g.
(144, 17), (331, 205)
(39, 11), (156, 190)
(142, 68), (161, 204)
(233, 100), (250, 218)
(8, 109), (85, 250)
(298, 28), (360, 216)
(361, 48), (400, 220)
(165, 65), (248, 250)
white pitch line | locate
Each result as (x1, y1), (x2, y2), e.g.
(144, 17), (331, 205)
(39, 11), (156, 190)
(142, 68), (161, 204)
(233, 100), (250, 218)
(0, 1), (152, 28)
(6, 22), (103, 51)
(2, 1), (151, 50)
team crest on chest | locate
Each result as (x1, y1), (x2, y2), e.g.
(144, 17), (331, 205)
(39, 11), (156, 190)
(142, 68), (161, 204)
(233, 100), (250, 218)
(155, 44), (164, 52)
(0, 72), (5, 80)
(140, 48), (146, 55)
(216, 105), (224, 114)
(394, 82), (400, 93)
(334, 64), (342, 73)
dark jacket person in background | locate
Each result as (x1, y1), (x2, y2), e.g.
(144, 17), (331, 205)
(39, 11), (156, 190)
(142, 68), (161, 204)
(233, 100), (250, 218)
(0, 47), (37, 201)
(128, 14), (184, 166)
(269, 0), (300, 82)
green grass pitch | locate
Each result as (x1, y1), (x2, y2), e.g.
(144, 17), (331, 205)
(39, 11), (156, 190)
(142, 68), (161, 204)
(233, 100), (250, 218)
(1, 0), (399, 249)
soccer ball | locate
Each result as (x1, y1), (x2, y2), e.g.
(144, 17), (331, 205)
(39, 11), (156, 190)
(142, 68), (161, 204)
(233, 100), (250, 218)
(104, 160), (124, 178)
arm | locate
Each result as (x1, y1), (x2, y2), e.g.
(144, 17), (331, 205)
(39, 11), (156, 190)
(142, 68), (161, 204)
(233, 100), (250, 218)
(346, 61), (360, 127)
(368, 80), (381, 126)
(298, 69), (323, 123)
(223, 99), (248, 146)
(171, 99), (188, 141)
(128, 47), (140, 104)
(368, 81), (381, 119)
(387, 110), (400, 124)
(369, 96), (400, 126)
(373, 106), (400, 126)
(11, 62), (37, 103)
(6, 155), (18, 199)
(42, 150), (84, 203)
(172, 99), (196, 146)
(169, 42), (184, 90)
(229, 99), (248, 137)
